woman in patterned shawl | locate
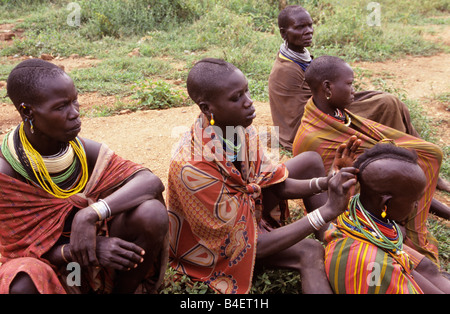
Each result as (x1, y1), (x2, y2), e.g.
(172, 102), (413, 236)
(0, 59), (169, 294)
(167, 58), (359, 294)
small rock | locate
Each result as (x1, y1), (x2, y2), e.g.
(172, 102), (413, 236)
(0, 32), (15, 41)
(119, 109), (132, 115)
(40, 53), (54, 61)
(128, 48), (141, 57)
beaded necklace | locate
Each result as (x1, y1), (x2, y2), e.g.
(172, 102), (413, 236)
(333, 108), (351, 127)
(1, 123), (88, 198)
(336, 194), (415, 273)
(340, 194), (403, 254)
(218, 133), (242, 162)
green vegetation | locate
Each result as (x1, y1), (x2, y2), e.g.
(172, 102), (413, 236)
(1, 0), (448, 102)
(131, 79), (188, 109)
(0, 0), (448, 294)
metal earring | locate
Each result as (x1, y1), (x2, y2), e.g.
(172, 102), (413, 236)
(210, 113), (215, 126)
(381, 205), (387, 218)
(30, 119), (34, 134)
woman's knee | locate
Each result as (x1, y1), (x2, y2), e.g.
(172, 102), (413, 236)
(286, 151), (325, 179)
(9, 272), (39, 294)
(126, 199), (169, 240)
(416, 257), (441, 278)
(292, 238), (325, 268)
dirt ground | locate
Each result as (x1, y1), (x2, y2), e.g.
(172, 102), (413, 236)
(0, 23), (449, 207)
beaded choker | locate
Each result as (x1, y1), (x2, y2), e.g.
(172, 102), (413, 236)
(338, 194), (403, 254)
(1, 123), (89, 198)
(279, 43), (311, 71)
(336, 195), (416, 273)
(218, 133), (242, 162)
(6, 129), (75, 174)
(333, 108), (351, 126)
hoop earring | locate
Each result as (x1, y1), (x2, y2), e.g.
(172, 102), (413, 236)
(381, 205), (387, 218)
(210, 113), (215, 126)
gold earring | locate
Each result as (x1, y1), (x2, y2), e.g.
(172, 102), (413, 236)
(210, 113), (215, 126)
(381, 205), (387, 218)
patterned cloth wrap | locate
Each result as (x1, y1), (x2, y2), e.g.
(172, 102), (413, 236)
(167, 114), (288, 293)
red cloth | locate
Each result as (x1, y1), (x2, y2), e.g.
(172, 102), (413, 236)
(0, 144), (145, 293)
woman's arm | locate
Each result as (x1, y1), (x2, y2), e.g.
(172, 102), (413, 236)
(257, 167), (357, 258)
(70, 139), (165, 267)
(270, 136), (361, 200)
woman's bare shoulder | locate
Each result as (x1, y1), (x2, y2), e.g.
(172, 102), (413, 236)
(0, 156), (17, 178)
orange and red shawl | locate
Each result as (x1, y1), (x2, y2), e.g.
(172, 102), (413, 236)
(0, 144), (145, 293)
(167, 114), (288, 294)
(293, 98), (443, 265)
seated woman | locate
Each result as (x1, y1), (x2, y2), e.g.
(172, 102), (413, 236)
(324, 143), (450, 294)
(269, 5), (420, 151)
(167, 58), (358, 294)
(292, 55), (448, 266)
(0, 59), (169, 294)
(269, 5), (449, 192)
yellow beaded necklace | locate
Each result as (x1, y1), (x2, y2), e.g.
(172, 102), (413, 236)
(18, 122), (89, 198)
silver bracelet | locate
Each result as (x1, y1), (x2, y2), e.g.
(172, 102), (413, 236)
(98, 199), (112, 218)
(309, 177), (325, 194)
(307, 209), (326, 230)
(91, 199), (111, 221)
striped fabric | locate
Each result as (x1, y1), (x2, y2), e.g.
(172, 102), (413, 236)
(324, 219), (423, 294)
(293, 98), (443, 265)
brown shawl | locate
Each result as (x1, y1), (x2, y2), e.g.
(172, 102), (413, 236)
(268, 53), (419, 150)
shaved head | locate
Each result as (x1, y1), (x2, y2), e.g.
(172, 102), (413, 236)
(186, 58), (238, 105)
(278, 5), (308, 30)
(354, 143), (427, 221)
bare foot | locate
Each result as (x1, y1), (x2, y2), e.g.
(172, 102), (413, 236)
(437, 177), (450, 193)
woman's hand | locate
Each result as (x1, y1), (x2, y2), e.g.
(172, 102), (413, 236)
(69, 206), (99, 267)
(331, 135), (361, 172)
(320, 167), (358, 222)
(96, 236), (145, 271)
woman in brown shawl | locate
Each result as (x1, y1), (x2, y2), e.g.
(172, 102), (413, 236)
(268, 5), (419, 151)
(268, 5), (450, 192)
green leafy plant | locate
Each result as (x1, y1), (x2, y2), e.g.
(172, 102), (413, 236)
(131, 79), (188, 110)
(160, 266), (214, 294)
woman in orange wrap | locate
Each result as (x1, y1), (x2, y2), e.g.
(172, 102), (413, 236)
(168, 58), (359, 294)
